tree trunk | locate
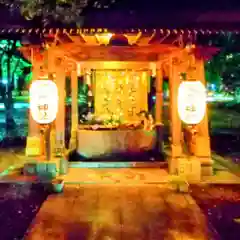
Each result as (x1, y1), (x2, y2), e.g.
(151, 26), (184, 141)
(4, 46), (16, 137)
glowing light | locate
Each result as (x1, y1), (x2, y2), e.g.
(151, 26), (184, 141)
(94, 70), (148, 122)
(2, 79), (8, 85)
(207, 94), (234, 102)
(29, 80), (58, 124)
(178, 81), (206, 125)
(77, 63), (81, 76)
(95, 33), (113, 45)
(150, 62), (156, 77)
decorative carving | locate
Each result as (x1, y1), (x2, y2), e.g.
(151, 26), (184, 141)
(172, 57), (182, 66)
(55, 57), (63, 66)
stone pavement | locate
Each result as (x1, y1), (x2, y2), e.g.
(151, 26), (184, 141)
(0, 148), (240, 185)
(62, 168), (170, 184)
(0, 149), (27, 172)
(25, 184), (211, 240)
(63, 164), (240, 185)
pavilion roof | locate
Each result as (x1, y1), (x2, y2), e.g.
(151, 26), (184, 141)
(1, 3), (240, 54)
(0, 2), (240, 32)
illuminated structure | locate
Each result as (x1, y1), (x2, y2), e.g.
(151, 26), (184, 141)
(14, 27), (217, 176)
(29, 80), (59, 124)
(178, 81), (207, 125)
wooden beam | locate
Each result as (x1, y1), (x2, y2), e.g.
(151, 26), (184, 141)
(65, 32), (75, 43)
(148, 31), (157, 43)
(95, 33), (112, 45)
(58, 44), (178, 62)
(66, 35), (86, 44)
(137, 34), (152, 45)
(124, 32), (142, 45)
(159, 30), (171, 44)
(80, 61), (151, 70)
(80, 34), (99, 45)
(36, 42), (181, 64)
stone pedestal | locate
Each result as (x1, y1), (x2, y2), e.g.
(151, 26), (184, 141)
(25, 136), (42, 157)
(168, 157), (179, 175)
(168, 144), (182, 174)
(200, 157), (214, 176)
(178, 156), (201, 183)
(195, 136), (213, 176)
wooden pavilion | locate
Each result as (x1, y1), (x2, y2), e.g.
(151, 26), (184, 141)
(0, 2), (240, 177)
(11, 26), (220, 176)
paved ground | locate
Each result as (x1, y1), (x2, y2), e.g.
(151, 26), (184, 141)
(0, 149), (26, 172)
(62, 168), (169, 184)
(25, 184), (210, 240)
(61, 167), (240, 184)
(1, 149), (240, 185)
(0, 151), (239, 239)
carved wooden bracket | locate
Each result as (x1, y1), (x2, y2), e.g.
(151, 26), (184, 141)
(172, 57), (183, 66)
(55, 57), (63, 67)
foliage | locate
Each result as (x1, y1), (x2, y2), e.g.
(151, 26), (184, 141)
(1, 0), (117, 25)
(0, 39), (31, 135)
(1, 0), (87, 25)
(205, 32), (240, 91)
(0, 40), (31, 94)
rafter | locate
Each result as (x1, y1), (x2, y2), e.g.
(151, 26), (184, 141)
(159, 30), (171, 44)
(148, 30), (156, 43)
(95, 33), (112, 45)
(137, 33), (153, 46)
(124, 32), (142, 45)
(80, 33), (99, 45)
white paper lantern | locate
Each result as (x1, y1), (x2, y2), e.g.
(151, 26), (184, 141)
(178, 81), (206, 125)
(30, 80), (58, 124)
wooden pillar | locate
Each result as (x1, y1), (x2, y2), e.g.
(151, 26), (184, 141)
(155, 64), (163, 125)
(169, 56), (182, 174)
(155, 63), (164, 154)
(28, 63), (40, 138)
(69, 69), (78, 150)
(25, 48), (42, 157)
(195, 59), (213, 176)
(55, 63), (66, 156)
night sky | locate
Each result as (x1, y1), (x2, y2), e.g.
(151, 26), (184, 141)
(0, 0), (240, 29)
(110, 0), (240, 10)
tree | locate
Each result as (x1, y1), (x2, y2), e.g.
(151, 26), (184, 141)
(204, 32), (240, 91)
(0, 39), (31, 136)
(1, 0), (117, 26)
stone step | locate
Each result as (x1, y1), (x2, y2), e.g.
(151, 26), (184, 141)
(69, 161), (167, 169)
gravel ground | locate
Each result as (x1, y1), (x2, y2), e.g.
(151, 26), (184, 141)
(0, 183), (48, 240)
(190, 185), (240, 240)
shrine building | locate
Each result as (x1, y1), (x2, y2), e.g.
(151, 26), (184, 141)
(13, 26), (220, 176)
(1, 7), (237, 177)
